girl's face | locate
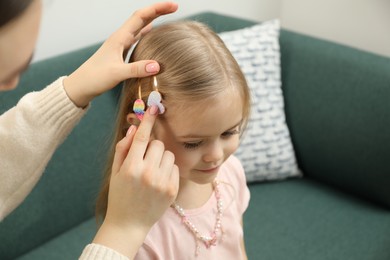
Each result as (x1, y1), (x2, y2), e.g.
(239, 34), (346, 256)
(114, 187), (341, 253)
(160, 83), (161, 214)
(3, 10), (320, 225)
(153, 89), (243, 185)
(0, 0), (42, 91)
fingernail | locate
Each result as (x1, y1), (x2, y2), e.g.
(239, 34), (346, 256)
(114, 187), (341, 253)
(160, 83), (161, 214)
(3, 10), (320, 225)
(126, 125), (136, 137)
(146, 63), (159, 73)
(149, 105), (158, 115)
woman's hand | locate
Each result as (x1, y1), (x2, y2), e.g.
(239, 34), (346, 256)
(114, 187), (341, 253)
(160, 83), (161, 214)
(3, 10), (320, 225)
(92, 106), (179, 258)
(63, 2), (178, 107)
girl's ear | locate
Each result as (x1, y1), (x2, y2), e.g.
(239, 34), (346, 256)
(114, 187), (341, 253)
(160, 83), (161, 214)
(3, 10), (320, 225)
(126, 113), (141, 126)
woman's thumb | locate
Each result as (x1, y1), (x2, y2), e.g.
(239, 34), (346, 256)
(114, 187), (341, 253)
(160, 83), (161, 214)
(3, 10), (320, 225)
(122, 61), (160, 80)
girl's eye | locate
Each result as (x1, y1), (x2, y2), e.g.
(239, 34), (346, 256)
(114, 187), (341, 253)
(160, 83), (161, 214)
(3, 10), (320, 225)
(183, 141), (202, 150)
(221, 129), (240, 138)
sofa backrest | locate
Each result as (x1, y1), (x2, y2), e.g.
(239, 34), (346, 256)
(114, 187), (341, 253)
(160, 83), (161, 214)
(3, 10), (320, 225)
(279, 30), (390, 208)
(0, 44), (118, 259)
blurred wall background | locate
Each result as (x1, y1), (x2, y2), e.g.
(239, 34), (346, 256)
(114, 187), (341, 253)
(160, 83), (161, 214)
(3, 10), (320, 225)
(280, 0), (390, 58)
(34, 0), (389, 62)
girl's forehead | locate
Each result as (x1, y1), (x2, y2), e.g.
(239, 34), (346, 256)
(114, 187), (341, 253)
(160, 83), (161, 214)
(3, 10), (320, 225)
(161, 92), (243, 137)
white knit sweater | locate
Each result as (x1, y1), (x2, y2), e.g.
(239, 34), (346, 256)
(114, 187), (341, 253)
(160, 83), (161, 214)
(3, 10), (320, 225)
(0, 77), (128, 260)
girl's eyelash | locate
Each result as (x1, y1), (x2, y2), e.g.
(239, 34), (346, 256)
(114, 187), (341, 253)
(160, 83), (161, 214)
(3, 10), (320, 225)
(182, 129), (240, 149)
(222, 129), (240, 137)
(183, 142), (202, 149)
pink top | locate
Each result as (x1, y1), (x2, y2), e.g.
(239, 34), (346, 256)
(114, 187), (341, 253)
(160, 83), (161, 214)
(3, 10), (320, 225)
(134, 155), (250, 260)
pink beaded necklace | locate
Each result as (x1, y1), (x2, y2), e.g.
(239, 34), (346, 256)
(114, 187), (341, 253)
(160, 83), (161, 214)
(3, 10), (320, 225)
(171, 180), (224, 256)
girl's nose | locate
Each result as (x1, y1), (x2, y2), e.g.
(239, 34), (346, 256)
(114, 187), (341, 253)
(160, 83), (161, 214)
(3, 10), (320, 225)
(202, 141), (224, 163)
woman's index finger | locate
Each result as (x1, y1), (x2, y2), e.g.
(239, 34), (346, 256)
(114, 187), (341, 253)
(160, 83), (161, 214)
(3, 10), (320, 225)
(128, 107), (158, 159)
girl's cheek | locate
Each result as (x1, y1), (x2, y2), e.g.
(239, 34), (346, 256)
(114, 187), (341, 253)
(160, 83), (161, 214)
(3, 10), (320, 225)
(229, 137), (240, 154)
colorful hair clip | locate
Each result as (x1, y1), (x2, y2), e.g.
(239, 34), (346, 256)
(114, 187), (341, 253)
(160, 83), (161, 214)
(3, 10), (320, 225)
(147, 76), (165, 114)
(133, 83), (145, 120)
(132, 76), (165, 121)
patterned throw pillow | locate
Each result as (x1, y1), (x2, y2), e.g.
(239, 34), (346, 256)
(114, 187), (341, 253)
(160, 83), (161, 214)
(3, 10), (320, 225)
(219, 20), (301, 182)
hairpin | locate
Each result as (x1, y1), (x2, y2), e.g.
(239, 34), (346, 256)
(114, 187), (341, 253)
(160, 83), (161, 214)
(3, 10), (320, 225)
(147, 76), (165, 114)
(133, 83), (145, 120)
(132, 76), (165, 121)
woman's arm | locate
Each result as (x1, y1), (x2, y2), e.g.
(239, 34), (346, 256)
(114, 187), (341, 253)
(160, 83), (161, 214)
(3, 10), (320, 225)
(0, 78), (86, 221)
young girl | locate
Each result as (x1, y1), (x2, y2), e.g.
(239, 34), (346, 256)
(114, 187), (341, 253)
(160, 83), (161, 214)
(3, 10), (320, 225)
(97, 21), (251, 259)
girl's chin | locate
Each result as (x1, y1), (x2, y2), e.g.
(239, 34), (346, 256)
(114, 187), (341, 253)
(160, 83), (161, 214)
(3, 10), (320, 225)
(180, 173), (218, 185)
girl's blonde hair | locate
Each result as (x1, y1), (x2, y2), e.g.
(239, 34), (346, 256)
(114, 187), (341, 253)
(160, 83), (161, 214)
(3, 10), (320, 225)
(96, 21), (250, 220)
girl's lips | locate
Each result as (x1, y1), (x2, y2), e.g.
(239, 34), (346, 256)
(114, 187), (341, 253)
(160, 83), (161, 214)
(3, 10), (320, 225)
(197, 166), (220, 174)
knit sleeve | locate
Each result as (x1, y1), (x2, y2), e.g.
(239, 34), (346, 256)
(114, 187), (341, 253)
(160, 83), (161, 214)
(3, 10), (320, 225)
(0, 77), (88, 221)
(134, 243), (159, 260)
(79, 244), (129, 260)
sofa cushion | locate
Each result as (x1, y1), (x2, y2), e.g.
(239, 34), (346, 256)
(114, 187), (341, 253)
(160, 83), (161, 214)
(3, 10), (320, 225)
(244, 179), (390, 260)
(219, 20), (301, 182)
(16, 218), (96, 260)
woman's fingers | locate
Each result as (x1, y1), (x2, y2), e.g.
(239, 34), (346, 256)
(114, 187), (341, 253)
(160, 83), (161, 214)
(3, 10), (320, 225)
(144, 140), (165, 169)
(111, 126), (137, 175)
(135, 23), (153, 41)
(166, 164), (180, 200)
(63, 3), (178, 107)
(159, 151), (175, 174)
(120, 2), (178, 48)
(122, 23), (153, 61)
(114, 104), (178, 201)
(159, 151), (178, 189)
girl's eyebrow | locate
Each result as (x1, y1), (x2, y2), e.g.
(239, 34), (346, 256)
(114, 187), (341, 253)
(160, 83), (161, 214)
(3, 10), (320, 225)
(178, 120), (242, 139)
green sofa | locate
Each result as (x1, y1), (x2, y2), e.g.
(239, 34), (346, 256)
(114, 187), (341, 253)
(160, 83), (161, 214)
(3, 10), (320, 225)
(1, 12), (389, 260)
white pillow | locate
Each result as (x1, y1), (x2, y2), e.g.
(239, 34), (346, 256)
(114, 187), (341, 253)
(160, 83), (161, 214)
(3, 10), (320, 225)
(219, 20), (301, 182)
